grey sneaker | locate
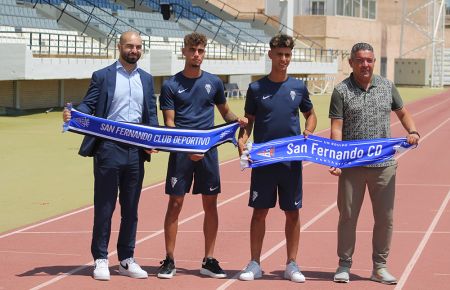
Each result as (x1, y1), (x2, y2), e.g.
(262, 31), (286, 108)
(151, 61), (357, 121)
(333, 266), (350, 283)
(370, 268), (397, 285)
(284, 261), (305, 283)
(239, 260), (262, 281)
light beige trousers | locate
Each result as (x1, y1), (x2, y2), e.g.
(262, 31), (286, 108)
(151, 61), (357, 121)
(337, 165), (397, 269)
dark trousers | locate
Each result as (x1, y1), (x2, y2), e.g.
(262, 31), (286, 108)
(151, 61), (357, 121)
(91, 140), (145, 261)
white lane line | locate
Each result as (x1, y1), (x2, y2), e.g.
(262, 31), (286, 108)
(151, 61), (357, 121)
(393, 118), (450, 289)
(137, 256), (229, 264)
(395, 118), (450, 160)
(4, 127), (337, 239)
(391, 97), (450, 127)
(12, 97), (450, 288)
(216, 202), (337, 290)
(17, 229), (450, 235)
(0, 250), (80, 256)
(395, 188), (450, 290)
(300, 230), (450, 234)
(395, 183), (450, 187)
(0, 181), (166, 240)
(217, 115), (450, 290)
(0, 207), (94, 240)
(29, 189), (249, 290)
(2, 94), (447, 240)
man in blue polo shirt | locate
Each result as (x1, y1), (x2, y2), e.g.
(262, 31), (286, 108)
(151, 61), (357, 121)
(157, 32), (247, 279)
(237, 34), (317, 283)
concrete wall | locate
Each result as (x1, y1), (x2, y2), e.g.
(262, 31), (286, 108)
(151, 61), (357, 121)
(294, 15), (382, 81)
(237, 0), (443, 83)
(221, 0), (264, 12)
(445, 29), (450, 47)
(64, 79), (91, 105)
(0, 44), (338, 109)
(0, 44), (337, 81)
(18, 80), (59, 109)
(0, 81), (14, 107)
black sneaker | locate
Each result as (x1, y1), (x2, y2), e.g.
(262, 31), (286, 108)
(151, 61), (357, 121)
(200, 257), (227, 278)
(157, 256), (176, 279)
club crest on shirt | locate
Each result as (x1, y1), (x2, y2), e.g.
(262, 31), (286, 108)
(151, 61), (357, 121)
(171, 177), (178, 188)
(74, 117), (90, 128)
(205, 84), (211, 94)
(290, 90), (296, 101)
(256, 147), (275, 158)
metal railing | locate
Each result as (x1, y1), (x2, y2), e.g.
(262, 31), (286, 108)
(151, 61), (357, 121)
(203, 0), (323, 49)
(0, 29), (337, 62)
(31, 0), (150, 48)
(0, 30), (117, 57)
(142, 0), (267, 52)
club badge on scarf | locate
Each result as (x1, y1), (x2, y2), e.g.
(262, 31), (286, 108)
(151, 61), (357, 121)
(63, 108), (239, 153)
(240, 134), (414, 169)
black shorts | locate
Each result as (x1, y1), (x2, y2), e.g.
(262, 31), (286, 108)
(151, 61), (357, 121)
(249, 161), (303, 211)
(165, 147), (220, 195)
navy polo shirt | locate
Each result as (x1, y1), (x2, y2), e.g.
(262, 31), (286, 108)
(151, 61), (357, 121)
(245, 76), (313, 143)
(159, 71), (226, 129)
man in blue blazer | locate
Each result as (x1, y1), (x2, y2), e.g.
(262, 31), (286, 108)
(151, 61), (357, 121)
(63, 31), (158, 281)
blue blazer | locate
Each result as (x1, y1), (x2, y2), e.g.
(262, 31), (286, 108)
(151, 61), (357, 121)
(77, 62), (158, 159)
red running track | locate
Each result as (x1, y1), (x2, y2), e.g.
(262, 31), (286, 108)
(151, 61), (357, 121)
(1, 90), (449, 290)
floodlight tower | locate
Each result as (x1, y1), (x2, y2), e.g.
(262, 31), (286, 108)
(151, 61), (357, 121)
(399, 0), (445, 87)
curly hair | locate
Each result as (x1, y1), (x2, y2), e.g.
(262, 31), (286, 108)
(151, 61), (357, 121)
(269, 34), (295, 49)
(184, 32), (208, 47)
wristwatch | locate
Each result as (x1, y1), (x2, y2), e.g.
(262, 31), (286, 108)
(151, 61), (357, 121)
(408, 131), (420, 138)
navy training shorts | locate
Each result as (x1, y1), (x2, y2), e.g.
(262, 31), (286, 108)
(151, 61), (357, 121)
(165, 147), (221, 196)
(249, 161), (303, 211)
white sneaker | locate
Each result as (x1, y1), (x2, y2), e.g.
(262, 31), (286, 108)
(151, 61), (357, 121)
(93, 259), (110, 281)
(239, 260), (262, 281)
(284, 261), (305, 283)
(370, 268), (397, 285)
(334, 266), (350, 283)
(119, 257), (148, 279)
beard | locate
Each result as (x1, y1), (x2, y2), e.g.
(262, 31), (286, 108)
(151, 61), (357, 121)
(122, 52), (140, 64)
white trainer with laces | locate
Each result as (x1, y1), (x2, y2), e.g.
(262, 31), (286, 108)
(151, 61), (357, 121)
(239, 260), (262, 281)
(284, 261), (305, 283)
(119, 257), (148, 279)
(93, 259), (110, 281)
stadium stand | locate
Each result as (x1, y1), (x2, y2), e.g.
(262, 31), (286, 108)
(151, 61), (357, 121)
(0, 0), (275, 55)
(0, 0), (338, 112)
(0, 0), (62, 30)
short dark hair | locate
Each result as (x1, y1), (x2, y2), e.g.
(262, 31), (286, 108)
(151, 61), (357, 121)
(351, 42), (374, 59)
(269, 34), (295, 49)
(184, 32), (207, 47)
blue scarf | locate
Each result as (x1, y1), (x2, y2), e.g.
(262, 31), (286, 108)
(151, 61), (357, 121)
(241, 134), (413, 169)
(63, 109), (239, 153)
